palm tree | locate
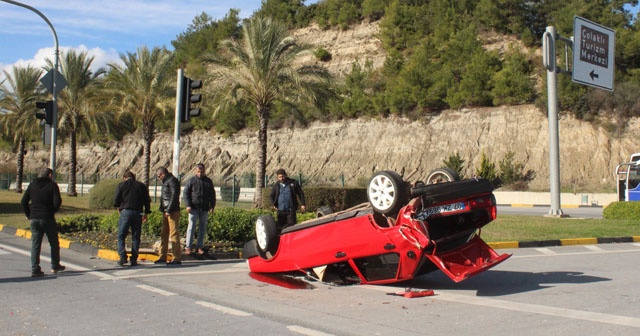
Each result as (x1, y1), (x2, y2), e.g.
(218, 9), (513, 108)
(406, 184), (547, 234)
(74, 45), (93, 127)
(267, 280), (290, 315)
(46, 50), (107, 196)
(103, 46), (175, 186)
(207, 16), (333, 207)
(0, 66), (46, 192)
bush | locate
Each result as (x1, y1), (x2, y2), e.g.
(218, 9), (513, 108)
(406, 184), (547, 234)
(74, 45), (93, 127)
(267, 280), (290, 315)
(88, 179), (120, 209)
(603, 201), (640, 220)
(260, 187), (367, 212)
(314, 47), (332, 62)
(58, 214), (102, 233)
(211, 207), (270, 243)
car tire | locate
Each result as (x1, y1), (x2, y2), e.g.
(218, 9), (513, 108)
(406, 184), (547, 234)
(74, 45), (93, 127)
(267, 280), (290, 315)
(416, 178), (494, 205)
(426, 167), (460, 184)
(255, 215), (278, 254)
(367, 170), (410, 216)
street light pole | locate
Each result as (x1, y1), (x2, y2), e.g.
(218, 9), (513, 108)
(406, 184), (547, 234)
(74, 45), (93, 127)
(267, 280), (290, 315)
(1, 0), (59, 176)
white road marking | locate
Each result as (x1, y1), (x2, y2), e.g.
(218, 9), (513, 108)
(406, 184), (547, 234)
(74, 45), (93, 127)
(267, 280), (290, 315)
(513, 247), (640, 259)
(195, 301), (252, 316)
(136, 284), (176, 296)
(362, 285), (640, 328)
(535, 248), (556, 255)
(101, 268), (246, 280)
(0, 243), (115, 279)
(584, 245), (605, 252)
(287, 325), (336, 336)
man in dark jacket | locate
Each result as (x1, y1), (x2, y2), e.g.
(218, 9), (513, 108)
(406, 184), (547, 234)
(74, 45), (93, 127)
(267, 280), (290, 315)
(269, 168), (306, 232)
(155, 166), (182, 265)
(183, 163), (216, 256)
(21, 167), (65, 277)
(114, 171), (151, 266)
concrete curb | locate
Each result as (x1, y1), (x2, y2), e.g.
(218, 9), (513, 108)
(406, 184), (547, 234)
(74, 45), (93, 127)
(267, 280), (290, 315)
(0, 223), (242, 262)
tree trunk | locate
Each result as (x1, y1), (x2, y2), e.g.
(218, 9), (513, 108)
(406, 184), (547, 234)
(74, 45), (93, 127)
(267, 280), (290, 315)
(67, 131), (78, 196)
(142, 121), (155, 187)
(254, 108), (269, 208)
(15, 137), (25, 193)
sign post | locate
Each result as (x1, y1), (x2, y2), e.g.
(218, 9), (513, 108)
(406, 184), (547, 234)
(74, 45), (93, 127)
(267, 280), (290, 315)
(572, 16), (615, 91)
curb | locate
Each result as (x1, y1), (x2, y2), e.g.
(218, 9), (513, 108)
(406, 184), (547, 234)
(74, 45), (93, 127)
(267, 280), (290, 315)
(0, 223), (242, 262)
(2, 224), (637, 259)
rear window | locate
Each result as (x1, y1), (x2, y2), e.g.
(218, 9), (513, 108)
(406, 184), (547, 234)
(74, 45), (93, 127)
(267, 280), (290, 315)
(353, 253), (400, 281)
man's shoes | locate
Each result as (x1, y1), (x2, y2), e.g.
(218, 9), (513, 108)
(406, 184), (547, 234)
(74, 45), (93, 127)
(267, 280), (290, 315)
(31, 271), (45, 278)
(117, 260), (126, 267)
(51, 265), (66, 273)
(130, 261), (138, 267)
(184, 247), (191, 255)
(197, 248), (205, 255)
(167, 260), (182, 265)
(154, 258), (167, 264)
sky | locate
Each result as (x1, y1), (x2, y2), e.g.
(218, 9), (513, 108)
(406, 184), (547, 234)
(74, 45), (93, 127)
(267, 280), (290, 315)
(0, 0), (271, 79)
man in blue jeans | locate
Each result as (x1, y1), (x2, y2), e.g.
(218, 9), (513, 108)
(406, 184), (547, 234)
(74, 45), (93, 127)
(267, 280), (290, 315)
(183, 163), (216, 256)
(114, 171), (151, 266)
(21, 167), (65, 277)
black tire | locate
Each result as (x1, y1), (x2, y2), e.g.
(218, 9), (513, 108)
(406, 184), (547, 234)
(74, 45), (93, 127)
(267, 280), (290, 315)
(411, 178), (494, 205)
(367, 170), (410, 215)
(255, 215), (278, 253)
(426, 167), (460, 184)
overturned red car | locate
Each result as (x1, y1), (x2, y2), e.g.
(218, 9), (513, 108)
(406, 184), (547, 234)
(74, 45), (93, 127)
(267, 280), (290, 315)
(242, 169), (511, 285)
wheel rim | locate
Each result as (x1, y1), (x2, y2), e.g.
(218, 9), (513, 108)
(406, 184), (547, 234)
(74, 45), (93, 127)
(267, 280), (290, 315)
(256, 218), (267, 250)
(368, 174), (396, 211)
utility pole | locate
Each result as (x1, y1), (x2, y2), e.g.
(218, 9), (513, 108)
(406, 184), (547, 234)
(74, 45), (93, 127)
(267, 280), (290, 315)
(1, 0), (60, 176)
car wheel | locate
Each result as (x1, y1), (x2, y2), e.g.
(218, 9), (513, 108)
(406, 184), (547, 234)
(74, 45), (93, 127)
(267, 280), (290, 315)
(426, 167), (460, 184)
(255, 215), (278, 253)
(368, 171), (409, 215)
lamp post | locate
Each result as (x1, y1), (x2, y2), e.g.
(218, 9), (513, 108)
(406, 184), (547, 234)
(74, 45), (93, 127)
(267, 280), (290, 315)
(1, 0), (60, 176)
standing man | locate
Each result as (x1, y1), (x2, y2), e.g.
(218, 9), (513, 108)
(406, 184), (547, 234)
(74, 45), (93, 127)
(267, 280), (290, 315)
(114, 171), (151, 267)
(269, 168), (306, 232)
(21, 167), (65, 277)
(155, 166), (182, 265)
(183, 163), (216, 256)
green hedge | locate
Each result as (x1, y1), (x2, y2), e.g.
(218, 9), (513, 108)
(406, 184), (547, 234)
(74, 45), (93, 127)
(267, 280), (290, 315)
(603, 201), (640, 220)
(260, 187), (367, 212)
(88, 179), (120, 209)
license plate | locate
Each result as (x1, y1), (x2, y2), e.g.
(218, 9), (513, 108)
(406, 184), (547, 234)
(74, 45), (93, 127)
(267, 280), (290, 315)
(423, 202), (465, 217)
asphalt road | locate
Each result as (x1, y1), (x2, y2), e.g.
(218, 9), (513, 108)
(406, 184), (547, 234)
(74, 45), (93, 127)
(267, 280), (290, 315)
(2, 231), (640, 335)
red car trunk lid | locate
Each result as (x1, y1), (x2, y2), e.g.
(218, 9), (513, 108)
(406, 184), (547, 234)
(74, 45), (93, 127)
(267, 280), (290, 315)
(424, 235), (511, 282)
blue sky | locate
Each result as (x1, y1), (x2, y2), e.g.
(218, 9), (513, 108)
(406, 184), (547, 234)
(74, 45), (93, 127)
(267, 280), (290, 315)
(0, 0), (270, 77)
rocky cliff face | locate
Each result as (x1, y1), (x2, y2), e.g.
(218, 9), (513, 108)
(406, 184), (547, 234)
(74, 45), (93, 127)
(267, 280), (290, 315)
(5, 105), (638, 192)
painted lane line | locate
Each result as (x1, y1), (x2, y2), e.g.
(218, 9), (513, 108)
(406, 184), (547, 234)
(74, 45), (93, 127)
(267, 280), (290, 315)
(136, 284), (177, 296)
(535, 248), (556, 255)
(584, 245), (605, 252)
(0, 243), (115, 280)
(287, 325), (336, 336)
(100, 268), (246, 281)
(437, 292), (640, 328)
(512, 247), (640, 259)
(195, 301), (252, 316)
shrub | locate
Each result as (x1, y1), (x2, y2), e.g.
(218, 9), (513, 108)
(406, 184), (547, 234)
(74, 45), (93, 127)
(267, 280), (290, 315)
(211, 207), (270, 243)
(314, 47), (332, 62)
(260, 187), (367, 212)
(603, 201), (640, 220)
(88, 179), (120, 209)
(99, 212), (120, 233)
(58, 214), (102, 233)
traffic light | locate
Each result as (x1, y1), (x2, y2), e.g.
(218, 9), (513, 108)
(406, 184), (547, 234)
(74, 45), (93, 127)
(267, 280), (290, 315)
(180, 77), (202, 123)
(35, 100), (54, 125)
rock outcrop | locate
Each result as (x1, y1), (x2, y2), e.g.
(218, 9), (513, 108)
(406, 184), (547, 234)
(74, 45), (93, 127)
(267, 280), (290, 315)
(5, 105), (638, 192)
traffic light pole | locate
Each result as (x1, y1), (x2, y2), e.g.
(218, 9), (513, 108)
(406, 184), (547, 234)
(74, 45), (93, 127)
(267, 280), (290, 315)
(172, 69), (185, 177)
(2, 0), (59, 176)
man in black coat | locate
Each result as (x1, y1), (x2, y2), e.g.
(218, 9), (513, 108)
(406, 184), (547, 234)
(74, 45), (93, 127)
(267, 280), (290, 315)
(21, 167), (65, 277)
(269, 168), (306, 232)
(155, 166), (182, 265)
(114, 171), (151, 266)
(183, 163), (216, 255)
